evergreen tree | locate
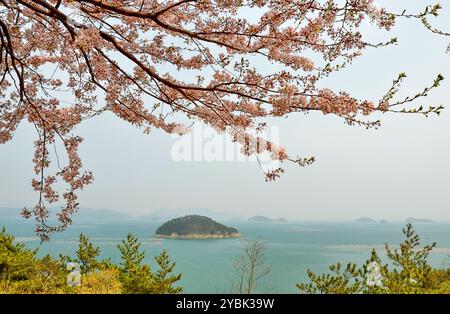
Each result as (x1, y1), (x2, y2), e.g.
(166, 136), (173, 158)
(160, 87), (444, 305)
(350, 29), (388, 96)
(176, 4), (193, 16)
(297, 261), (362, 294)
(117, 233), (153, 293)
(0, 227), (37, 286)
(19, 255), (67, 294)
(60, 233), (103, 273)
(383, 224), (436, 293)
(0, 228), (186, 294)
(76, 233), (101, 273)
(297, 224), (442, 294)
(153, 250), (183, 294)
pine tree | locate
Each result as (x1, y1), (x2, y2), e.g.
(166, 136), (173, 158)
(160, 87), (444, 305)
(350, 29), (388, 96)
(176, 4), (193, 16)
(383, 223), (436, 293)
(297, 224), (441, 294)
(153, 250), (183, 294)
(297, 261), (362, 294)
(76, 233), (101, 273)
(117, 233), (145, 270)
(60, 233), (104, 273)
(0, 227), (37, 288)
(117, 233), (153, 294)
(23, 255), (67, 294)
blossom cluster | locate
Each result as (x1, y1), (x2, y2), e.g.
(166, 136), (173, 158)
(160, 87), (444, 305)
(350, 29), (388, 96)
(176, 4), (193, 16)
(0, 0), (447, 240)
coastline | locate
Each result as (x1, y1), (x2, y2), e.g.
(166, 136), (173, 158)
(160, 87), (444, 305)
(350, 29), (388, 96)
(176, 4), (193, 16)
(155, 232), (241, 239)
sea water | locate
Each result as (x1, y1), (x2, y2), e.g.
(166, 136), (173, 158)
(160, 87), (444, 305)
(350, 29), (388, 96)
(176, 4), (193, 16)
(1, 219), (450, 293)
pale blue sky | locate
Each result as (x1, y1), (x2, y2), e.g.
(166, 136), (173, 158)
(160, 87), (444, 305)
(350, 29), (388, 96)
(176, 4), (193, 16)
(1, 1), (449, 221)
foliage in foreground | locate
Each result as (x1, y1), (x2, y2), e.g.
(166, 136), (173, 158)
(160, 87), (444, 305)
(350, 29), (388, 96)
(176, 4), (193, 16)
(297, 224), (450, 294)
(2, 224), (449, 294)
(0, 228), (182, 294)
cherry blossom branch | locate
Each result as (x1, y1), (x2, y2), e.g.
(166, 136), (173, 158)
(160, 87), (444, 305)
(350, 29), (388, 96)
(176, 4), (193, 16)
(0, 0), (449, 240)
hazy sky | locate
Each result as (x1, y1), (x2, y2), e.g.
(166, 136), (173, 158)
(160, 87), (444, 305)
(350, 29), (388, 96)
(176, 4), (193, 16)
(1, 1), (449, 221)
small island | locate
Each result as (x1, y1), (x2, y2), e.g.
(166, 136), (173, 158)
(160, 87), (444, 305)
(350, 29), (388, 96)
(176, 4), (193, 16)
(406, 217), (433, 223)
(248, 215), (287, 223)
(155, 215), (241, 239)
(355, 217), (388, 224)
(354, 217), (377, 223)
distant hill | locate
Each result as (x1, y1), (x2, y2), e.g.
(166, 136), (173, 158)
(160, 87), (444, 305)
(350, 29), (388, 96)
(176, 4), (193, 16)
(406, 217), (433, 223)
(73, 208), (131, 221)
(248, 215), (287, 223)
(248, 215), (272, 222)
(155, 215), (240, 239)
(140, 208), (242, 222)
(354, 217), (377, 223)
(0, 207), (130, 221)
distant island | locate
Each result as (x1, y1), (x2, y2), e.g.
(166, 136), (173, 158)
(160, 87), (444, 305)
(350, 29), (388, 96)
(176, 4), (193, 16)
(140, 207), (243, 222)
(155, 215), (241, 239)
(0, 207), (131, 222)
(354, 217), (377, 223)
(354, 217), (388, 223)
(406, 217), (433, 223)
(248, 215), (287, 223)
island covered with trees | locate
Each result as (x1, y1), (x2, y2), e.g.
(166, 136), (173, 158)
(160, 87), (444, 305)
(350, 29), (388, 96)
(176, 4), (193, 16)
(155, 215), (241, 239)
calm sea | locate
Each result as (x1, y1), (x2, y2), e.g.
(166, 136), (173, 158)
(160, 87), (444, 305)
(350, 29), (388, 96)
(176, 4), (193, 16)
(1, 219), (450, 293)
